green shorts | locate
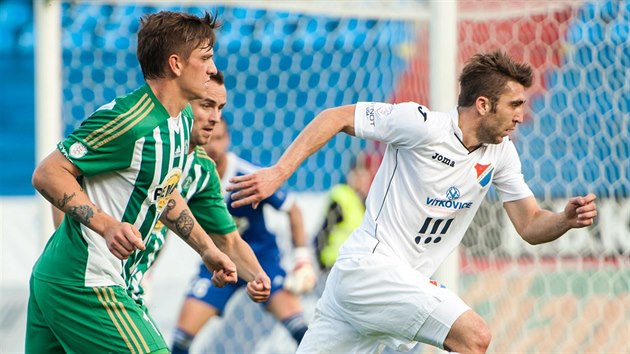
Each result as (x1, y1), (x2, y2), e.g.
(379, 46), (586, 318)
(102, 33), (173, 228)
(26, 276), (169, 354)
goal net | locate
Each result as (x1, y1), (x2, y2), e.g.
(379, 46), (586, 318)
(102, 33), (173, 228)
(55, 0), (629, 353)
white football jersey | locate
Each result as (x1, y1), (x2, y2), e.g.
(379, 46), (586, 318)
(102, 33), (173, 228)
(341, 102), (533, 277)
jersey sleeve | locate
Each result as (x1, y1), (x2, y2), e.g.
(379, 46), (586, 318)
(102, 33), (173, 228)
(187, 168), (237, 235)
(263, 188), (294, 212)
(57, 104), (136, 176)
(492, 139), (534, 202)
(354, 101), (431, 149)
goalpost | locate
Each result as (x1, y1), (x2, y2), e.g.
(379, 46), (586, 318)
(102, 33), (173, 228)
(34, 0), (62, 246)
(35, 1), (629, 353)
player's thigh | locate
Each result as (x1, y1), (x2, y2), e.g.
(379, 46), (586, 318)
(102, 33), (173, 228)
(415, 292), (472, 350)
(176, 297), (220, 335)
(34, 279), (168, 353)
(442, 309), (491, 353)
(330, 251), (465, 345)
(266, 289), (303, 320)
(25, 277), (64, 354)
(297, 305), (381, 354)
(186, 265), (240, 314)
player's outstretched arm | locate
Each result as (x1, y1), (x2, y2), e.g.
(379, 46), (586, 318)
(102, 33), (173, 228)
(227, 104), (357, 208)
(33, 149), (145, 259)
(503, 193), (597, 245)
(208, 230), (271, 302)
(160, 190), (237, 287)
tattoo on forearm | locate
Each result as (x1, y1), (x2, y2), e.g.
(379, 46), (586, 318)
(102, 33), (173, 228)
(68, 205), (94, 225)
(163, 199), (195, 239)
(57, 192), (76, 208)
(164, 199), (176, 216)
(174, 209), (195, 238)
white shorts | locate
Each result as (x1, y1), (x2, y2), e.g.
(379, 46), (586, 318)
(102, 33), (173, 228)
(297, 235), (469, 353)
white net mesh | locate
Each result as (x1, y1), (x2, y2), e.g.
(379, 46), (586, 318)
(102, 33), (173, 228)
(60, 1), (629, 353)
(61, 2), (415, 191)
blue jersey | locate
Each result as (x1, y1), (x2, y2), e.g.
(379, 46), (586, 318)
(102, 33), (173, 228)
(221, 152), (294, 256)
(183, 152), (295, 310)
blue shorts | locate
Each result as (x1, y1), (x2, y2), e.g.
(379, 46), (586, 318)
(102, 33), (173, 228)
(185, 248), (286, 313)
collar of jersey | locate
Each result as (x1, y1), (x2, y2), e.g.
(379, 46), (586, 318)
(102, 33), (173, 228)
(449, 107), (463, 141)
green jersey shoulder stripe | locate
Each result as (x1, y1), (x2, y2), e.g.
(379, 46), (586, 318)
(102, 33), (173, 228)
(84, 93), (154, 149)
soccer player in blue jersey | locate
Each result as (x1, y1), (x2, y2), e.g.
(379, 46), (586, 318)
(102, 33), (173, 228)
(27, 11), (267, 353)
(170, 117), (316, 353)
(227, 51), (598, 354)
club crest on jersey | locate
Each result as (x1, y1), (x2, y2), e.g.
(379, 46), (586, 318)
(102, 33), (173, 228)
(69, 142), (88, 159)
(446, 186), (460, 200)
(182, 176), (194, 191)
(475, 163), (494, 188)
(151, 168), (182, 212)
(376, 103), (394, 118)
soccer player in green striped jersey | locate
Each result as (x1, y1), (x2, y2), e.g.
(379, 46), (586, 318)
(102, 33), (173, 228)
(27, 11), (249, 354)
(128, 71), (271, 308)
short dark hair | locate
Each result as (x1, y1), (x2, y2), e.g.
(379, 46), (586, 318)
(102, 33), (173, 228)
(137, 11), (220, 80)
(458, 51), (533, 109)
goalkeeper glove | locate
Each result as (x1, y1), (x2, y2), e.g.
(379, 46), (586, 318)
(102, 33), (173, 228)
(284, 247), (317, 294)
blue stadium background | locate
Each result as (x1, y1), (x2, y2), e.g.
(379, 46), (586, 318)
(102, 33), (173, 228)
(0, 0), (627, 197)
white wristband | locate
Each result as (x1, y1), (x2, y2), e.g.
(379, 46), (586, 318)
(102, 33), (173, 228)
(293, 246), (311, 262)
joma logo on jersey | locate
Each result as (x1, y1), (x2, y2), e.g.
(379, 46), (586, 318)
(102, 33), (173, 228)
(151, 168), (182, 212)
(431, 152), (455, 167)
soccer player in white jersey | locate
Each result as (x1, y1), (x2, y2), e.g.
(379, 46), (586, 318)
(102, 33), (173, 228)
(27, 12), (268, 354)
(227, 51), (598, 353)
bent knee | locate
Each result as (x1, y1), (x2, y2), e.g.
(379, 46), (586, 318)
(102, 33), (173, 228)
(445, 310), (491, 354)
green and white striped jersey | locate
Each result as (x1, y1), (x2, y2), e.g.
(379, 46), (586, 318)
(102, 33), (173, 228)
(33, 84), (193, 288)
(128, 146), (236, 304)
